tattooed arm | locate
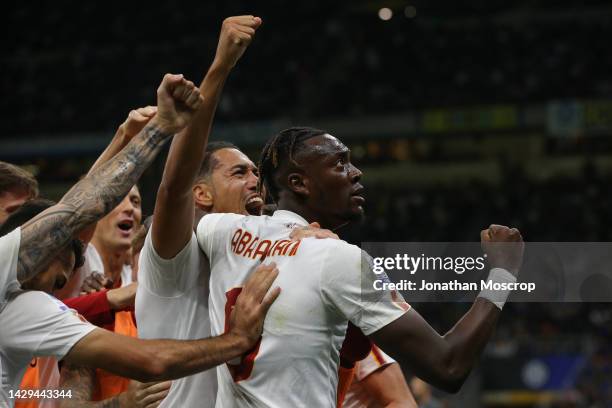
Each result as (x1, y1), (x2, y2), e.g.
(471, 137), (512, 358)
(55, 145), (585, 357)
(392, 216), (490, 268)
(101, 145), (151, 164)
(59, 362), (170, 408)
(59, 363), (122, 408)
(16, 74), (203, 284)
(87, 106), (157, 177)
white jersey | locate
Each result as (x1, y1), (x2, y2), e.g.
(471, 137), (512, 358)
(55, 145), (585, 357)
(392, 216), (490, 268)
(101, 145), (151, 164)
(0, 228), (21, 312)
(0, 291), (95, 407)
(136, 230), (217, 408)
(343, 346), (396, 408)
(196, 210), (410, 408)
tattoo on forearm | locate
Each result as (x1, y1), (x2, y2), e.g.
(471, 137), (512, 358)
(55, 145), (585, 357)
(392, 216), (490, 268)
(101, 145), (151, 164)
(18, 124), (170, 282)
(59, 362), (122, 407)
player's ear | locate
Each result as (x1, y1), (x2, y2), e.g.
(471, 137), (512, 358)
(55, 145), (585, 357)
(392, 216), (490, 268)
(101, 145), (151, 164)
(287, 172), (309, 197)
(193, 182), (214, 211)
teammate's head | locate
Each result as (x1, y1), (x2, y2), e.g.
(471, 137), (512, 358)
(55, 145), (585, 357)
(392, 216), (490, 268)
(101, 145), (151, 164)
(0, 199), (85, 294)
(91, 185), (142, 253)
(193, 141), (262, 215)
(0, 161), (39, 226)
(258, 127), (364, 229)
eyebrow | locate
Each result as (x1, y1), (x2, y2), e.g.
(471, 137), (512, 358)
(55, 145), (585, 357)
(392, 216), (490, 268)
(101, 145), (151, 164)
(228, 163), (257, 172)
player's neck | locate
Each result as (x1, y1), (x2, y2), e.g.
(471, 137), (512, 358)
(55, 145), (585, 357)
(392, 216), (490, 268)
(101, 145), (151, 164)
(91, 239), (127, 282)
(276, 199), (340, 230)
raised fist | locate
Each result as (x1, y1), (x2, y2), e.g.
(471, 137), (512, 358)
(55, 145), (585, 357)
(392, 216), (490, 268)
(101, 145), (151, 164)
(155, 74), (204, 134)
(214, 15), (262, 70)
(480, 224), (524, 276)
(120, 106), (157, 140)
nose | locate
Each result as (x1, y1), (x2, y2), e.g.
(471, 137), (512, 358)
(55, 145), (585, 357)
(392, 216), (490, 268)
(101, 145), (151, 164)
(349, 164), (362, 183)
(246, 170), (258, 191)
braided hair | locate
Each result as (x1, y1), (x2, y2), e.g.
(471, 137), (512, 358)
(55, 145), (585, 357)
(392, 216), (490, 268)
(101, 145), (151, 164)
(257, 127), (327, 204)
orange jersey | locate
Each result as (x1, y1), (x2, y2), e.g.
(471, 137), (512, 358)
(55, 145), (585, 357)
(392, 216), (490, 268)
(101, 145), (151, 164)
(337, 323), (373, 408)
(92, 310), (137, 401)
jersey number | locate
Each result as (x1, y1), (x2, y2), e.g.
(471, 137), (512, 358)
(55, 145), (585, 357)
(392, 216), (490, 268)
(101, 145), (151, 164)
(224, 287), (261, 382)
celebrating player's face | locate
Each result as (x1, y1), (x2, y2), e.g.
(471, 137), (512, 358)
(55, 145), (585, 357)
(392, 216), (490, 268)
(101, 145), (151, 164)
(93, 186), (143, 252)
(209, 148), (263, 215)
(21, 248), (75, 294)
(299, 134), (364, 227)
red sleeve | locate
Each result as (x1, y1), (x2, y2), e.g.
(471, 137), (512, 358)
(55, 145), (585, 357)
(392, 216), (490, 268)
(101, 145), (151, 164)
(63, 290), (116, 328)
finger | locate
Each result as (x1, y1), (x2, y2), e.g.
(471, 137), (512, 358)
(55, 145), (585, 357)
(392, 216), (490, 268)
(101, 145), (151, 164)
(143, 381), (171, 393)
(142, 388), (170, 405)
(185, 88), (202, 109)
(309, 222), (321, 229)
(260, 286), (281, 312)
(161, 73), (183, 88)
(234, 26), (256, 36)
(289, 228), (301, 240)
(181, 80), (194, 101)
(172, 83), (186, 100)
(234, 15), (262, 28)
(480, 229), (490, 242)
(244, 263), (278, 298)
(232, 32), (252, 46)
(138, 106), (157, 117)
(252, 266), (279, 300)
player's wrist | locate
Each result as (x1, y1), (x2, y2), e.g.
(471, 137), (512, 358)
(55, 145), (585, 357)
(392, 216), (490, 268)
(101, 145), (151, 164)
(146, 117), (178, 137)
(477, 267), (516, 310)
(223, 331), (253, 355)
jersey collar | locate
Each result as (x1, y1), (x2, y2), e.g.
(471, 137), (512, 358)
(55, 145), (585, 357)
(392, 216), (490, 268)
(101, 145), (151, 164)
(271, 210), (309, 227)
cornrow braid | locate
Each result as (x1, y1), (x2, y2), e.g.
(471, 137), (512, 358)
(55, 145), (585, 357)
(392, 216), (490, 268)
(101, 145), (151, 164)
(257, 127), (326, 204)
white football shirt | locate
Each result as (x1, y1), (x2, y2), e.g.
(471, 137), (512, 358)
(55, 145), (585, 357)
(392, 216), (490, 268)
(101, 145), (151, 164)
(0, 228), (21, 312)
(136, 230), (217, 408)
(343, 346), (396, 408)
(0, 291), (95, 408)
(196, 210), (410, 408)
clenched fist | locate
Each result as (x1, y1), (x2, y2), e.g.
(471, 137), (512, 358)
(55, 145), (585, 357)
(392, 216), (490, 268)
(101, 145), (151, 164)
(480, 224), (524, 276)
(214, 15), (262, 70)
(154, 74), (204, 134)
(120, 106), (157, 140)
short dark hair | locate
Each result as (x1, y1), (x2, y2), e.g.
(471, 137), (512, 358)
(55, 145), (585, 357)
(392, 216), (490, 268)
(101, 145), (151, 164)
(196, 141), (240, 182)
(0, 161), (39, 198)
(0, 198), (85, 270)
(258, 127), (327, 203)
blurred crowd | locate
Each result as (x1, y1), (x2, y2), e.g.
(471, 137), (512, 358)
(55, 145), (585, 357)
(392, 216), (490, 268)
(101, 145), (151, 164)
(3, 1), (612, 136)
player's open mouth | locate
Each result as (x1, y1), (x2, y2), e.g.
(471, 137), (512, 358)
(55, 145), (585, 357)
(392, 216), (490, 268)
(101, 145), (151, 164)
(245, 195), (264, 215)
(117, 219), (134, 236)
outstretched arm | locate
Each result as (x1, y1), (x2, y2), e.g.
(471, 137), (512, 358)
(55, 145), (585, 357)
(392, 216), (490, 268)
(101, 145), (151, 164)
(17, 74), (203, 283)
(152, 15), (262, 259)
(63, 263), (280, 382)
(369, 225), (523, 393)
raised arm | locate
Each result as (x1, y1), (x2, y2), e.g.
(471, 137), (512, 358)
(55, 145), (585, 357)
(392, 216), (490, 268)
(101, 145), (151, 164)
(369, 225), (524, 393)
(152, 15), (262, 258)
(63, 263), (280, 382)
(17, 74), (203, 283)
(87, 106), (157, 177)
